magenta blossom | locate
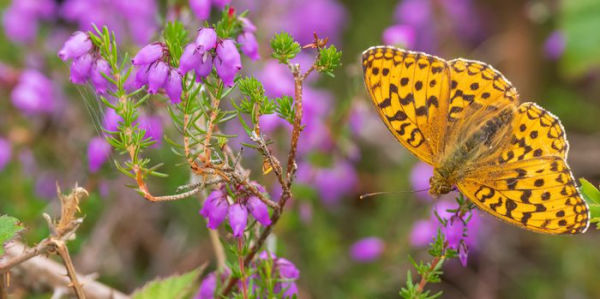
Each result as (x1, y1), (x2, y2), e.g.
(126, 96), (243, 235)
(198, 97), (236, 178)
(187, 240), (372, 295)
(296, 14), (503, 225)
(70, 53), (94, 84)
(237, 32), (259, 60)
(350, 237), (384, 263)
(2, 0), (56, 43)
(313, 159), (358, 205)
(247, 196), (271, 226)
(90, 59), (112, 94)
(382, 24), (415, 48)
(228, 203), (248, 238)
(196, 272), (216, 299)
(132, 43), (164, 66)
(544, 31), (566, 60)
(102, 107), (122, 132)
(87, 136), (111, 173)
(58, 31), (93, 61)
(195, 28), (218, 53)
(215, 39), (242, 87)
(190, 0), (211, 20)
(200, 189), (229, 229)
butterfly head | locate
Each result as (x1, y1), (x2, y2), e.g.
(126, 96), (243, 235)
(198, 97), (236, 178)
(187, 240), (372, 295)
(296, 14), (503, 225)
(429, 169), (454, 196)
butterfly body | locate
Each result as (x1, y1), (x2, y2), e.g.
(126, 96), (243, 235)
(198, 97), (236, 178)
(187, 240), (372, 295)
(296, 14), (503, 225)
(362, 46), (590, 234)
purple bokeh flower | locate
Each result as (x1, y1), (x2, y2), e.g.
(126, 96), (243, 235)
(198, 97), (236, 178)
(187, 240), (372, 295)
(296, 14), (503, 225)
(313, 160), (358, 205)
(382, 24), (415, 48)
(228, 203), (248, 238)
(410, 162), (433, 201)
(215, 39), (242, 86)
(409, 219), (438, 247)
(190, 0), (211, 20)
(137, 115), (163, 147)
(11, 70), (55, 115)
(284, 0), (347, 45)
(0, 138), (12, 171)
(2, 0), (56, 43)
(200, 189), (229, 229)
(87, 136), (111, 173)
(349, 237), (384, 263)
(60, 0), (158, 45)
(544, 30), (566, 60)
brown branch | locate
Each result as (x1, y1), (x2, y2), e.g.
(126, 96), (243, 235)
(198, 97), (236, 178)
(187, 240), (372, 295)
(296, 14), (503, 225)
(1, 273), (8, 299)
(54, 241), (86, 298)
(3, 242), (128, 299)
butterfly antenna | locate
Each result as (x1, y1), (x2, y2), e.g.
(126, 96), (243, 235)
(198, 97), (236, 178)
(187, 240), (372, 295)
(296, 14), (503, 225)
(359, 188), (430, 200)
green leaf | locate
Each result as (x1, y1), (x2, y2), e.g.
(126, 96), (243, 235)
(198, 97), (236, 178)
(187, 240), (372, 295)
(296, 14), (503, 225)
(0, 215), (24, 256)
(163, 21), (188, 67)
(316, 45), (342, 77)
(559, 0), (600, 77)
(579, 178), (600, 204)
(270, 32), (301, 64)
(132, 269), (201, 299)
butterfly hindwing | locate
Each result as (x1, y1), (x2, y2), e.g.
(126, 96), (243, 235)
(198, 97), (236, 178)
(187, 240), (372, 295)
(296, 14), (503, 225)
(362, 46), (451, 164)
(459, 103), (589, 234)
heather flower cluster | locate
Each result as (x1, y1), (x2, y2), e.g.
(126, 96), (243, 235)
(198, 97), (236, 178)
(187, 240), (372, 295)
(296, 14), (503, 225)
(2, 0), (55, 43)
(200, 183), (271, 238)
(196, 251), (300, 298)
(59, 31), (112, 95)
(131, 43), (182, 103)
(10, 70), (55, 115)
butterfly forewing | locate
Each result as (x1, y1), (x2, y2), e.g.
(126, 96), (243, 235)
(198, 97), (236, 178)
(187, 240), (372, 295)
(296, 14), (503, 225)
(362, 46), (451, 164)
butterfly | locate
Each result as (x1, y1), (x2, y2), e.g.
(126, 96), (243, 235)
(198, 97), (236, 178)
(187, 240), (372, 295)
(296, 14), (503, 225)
(361, 46), (590, 234)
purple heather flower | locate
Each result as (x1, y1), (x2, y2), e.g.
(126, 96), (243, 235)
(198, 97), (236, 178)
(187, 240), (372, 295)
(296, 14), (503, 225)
(35, 172), (59, 199)
(165, 69), (182, 104)
(228, 203), (248, 238)
(147, 61), (169, 94)
(237, 32), (259, 60)
(132, 43), (163, 66)
(135, 65), (150, 88)
(247, 196), (271, 226)
(276, 258), (300, 279)
(195, 55), (214, 80)
(215, 39), (242, 86)
(195, 28), (218, 53)
(349, 237), (384, 263)
(2, 0), (56, 44)
(90, 58), (111, 94)
(58, 31), (92, 60)
(544, 30), (566, 60)
(87, 136), (111, 173)
(102, 107), (122, 132)
(190, 0), (211, 20)
(137, 115), (163, 146)
(258, 61), (294, 98)
(410, 219), (438, 247)
(239, 17), (256, 33)
(200, 189), (229, 229)
(314, 159), (357, 205)
(179, 44), (203, 74)
(196, 273), (216, 299)
(11, 70), (54, 115)
(70, 53), (94, 84)
(410, 162), (433, 201)
(382, 24), (415, 48)
(0, 138), (11, 171)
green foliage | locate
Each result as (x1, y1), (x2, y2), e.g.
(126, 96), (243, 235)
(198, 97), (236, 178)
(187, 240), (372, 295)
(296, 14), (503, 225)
(131, 269), (201, 299)
(580, 178), (600, 228)
(163, 21), (189, 66)
(0, 215), (23, 256)
(275, 96), (295, 125)
(270, 32), (301, 64)
(315, 45), (342, 77)
(215, 8), (245, 39)
(559, 0), (600, 77)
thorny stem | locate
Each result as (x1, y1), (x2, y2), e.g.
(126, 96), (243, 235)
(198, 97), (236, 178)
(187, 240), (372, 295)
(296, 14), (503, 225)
(238, 238), (249, 299)
(54, 241), (86, 299)
(220, 62), (316, 297)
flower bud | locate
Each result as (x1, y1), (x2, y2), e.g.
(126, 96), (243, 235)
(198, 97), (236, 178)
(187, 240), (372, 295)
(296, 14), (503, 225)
(90, 58), (111, 94)
(88, 136), (111, 173)
(237, 32), (259, 61)
(70, 53), (93, 84)
(132, 43), (163, 65)
(200, 189), (229, 229)
(179, 44), (202, 74)
(247, 196), (271, 226)
(228, 203), (248, 238)
(195, 28), (217, 53)
(147, 61), (168, 94)
(165, 69), (182, 104)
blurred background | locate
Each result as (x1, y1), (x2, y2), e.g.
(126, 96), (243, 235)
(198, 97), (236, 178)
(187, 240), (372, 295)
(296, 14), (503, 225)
(1, 0), (600, 298)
